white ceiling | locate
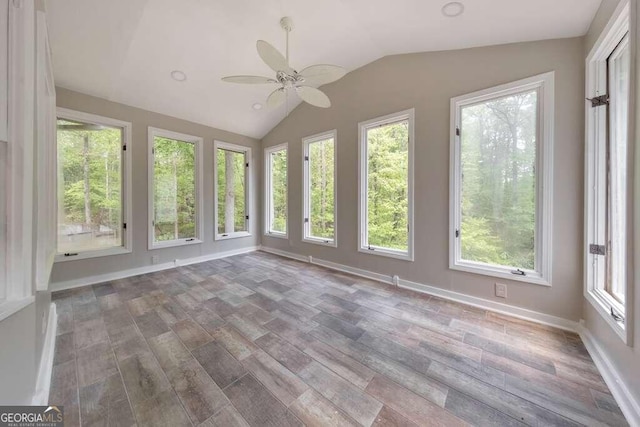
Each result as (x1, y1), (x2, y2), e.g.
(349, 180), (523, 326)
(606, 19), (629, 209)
(46, 0), (602, 139)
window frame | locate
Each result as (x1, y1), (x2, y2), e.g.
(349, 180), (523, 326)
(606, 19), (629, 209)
(264, 143), (288, 239)
(449, 72), (555, 286)
(302, 130), (338, 247)
(148, 126), (204, 250)
(55, 108), (133, 263)
(213, 140), (252, 241)
(357, 109), (415, 261)
(584, 0), (631, 344)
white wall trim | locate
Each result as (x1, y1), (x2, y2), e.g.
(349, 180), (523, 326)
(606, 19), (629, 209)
(258, 246), (577, 331)
(51, 246), (259, 292)
(32, 303), (57, 405)
(578, 321), (640, 426)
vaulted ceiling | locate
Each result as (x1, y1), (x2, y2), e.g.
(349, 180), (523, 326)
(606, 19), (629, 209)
(46, 0), (601, 139)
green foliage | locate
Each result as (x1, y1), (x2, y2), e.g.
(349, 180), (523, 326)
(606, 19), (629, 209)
(153, 137), (196, 242)
(460, 91), (537, 269)
(308, 138), (335, 240)
(57, 120), (122, 252)
(270, 149), (287, 232)
(366, 121), (409, 251)
(217, 148), (247, 234)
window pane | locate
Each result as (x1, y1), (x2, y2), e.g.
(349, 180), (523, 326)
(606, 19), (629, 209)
(607, 36), (629, 303)
(366, 120), (409, 251)
(153, 136), (196, 242)
(57, 119), (123, 253)
(270, 149), (287, 233)
(460, 90), (537, 270)
(217, 148), (246, 234)
(308, 138), (335, 240)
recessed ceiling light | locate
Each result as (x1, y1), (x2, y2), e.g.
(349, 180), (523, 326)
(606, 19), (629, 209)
(252, 103), (263, 110)
(170, 70), (187, 82)
(442, 2), (464, 17)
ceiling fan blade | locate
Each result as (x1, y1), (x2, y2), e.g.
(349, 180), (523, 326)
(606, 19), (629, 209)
(257, 40), (293, 74)
(299, 64), (346, 86)
(296, 86), (331, 108)
(267, 88), (286, 108)
(221, 75), (277, 84)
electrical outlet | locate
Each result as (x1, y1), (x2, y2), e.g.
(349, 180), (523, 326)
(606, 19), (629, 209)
(151, 255), (160, 265)
(495, 283), (507, 298)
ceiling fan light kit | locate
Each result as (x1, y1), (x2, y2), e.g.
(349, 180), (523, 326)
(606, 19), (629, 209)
(222, 16), (346, 110)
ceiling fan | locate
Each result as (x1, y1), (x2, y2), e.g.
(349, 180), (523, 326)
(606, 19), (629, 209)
(221, 16), (346, 109)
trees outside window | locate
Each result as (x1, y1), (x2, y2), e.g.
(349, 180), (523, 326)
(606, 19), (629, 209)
(215, 141), (251, 240)
(358, 109), (414, 260)
(56, 109), (132, 261)
(265, 144), (288, 237)
(450, 73), (554, 285)
(303, 131), (336, 246)
(148, 127), (203, 249)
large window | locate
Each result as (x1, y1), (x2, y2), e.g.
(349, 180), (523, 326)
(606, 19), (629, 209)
(585, 2), (630, 342)
(56, 109), (132, 261)
(264, 143), (288, 238)
(303, 131), (337, 246)
(148, 127), (203, 249)
(450, 73), (554, 285)
(214, 140), (251, 240)
(358, 109), (414, 260)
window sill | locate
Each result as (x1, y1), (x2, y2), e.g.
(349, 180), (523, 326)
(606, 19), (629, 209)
(55, 246), (132, 263)
(264, 232), (288, 240)
(215, 232), (251, 241)
(0, 296), (35, 322)
(303, 237), (337, 248)
(150, 238), (203, 250)
(450, 261), (551, 287)
(358, 246), (413, 261)
(585, 288), (627, 344)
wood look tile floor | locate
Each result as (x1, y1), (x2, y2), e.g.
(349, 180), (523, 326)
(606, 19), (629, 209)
(50, 252), (628, 427)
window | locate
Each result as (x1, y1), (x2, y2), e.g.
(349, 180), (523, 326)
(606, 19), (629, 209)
(214, 140), (251, 240)
(450, 73), (554, 285)
(148, 127), (203, 249)
(358, 109), (414, 260)
(303, 131), (337, 246)
(56, 109), (132, 261)
(264, 143), (288, 238)
(585, 2), (630, 342)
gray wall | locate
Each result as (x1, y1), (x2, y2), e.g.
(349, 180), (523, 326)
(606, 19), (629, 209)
(262, 37), (585, 321)
(583, 0), (640, 405)
(50, 88), (262, 287)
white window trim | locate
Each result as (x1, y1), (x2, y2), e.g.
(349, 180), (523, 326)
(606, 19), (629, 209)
(358, 109), (415, 261)
(584, 0), (631, 344)
(302, 130), (338, 247)
(264, 143), (288, 239)
(449, 72), (555, 287)
(1, 0), (35, 309)
(213, 140), (252, 241)
(55, 108), (133, 262)
(148, 127), (204, 250)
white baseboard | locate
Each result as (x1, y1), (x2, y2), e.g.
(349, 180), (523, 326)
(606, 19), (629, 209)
(578, 322), (640, 426)
(51, 246), (259, 292)
(32, 303), (57, 405)
(398, 278), (578, 332)
(259, 246), (578, 332)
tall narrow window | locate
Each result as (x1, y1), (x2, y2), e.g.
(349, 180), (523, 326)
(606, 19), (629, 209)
(56, 109), (132, 261)
(264, 143), (288, 238)
(215, 141), (251, 240)
(585, 2), (630, 341)
(358, 109), (414, 260)
(303, 131), (337, 246)
(148, 127), (203, 249)
(450, 73), (553, 285)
